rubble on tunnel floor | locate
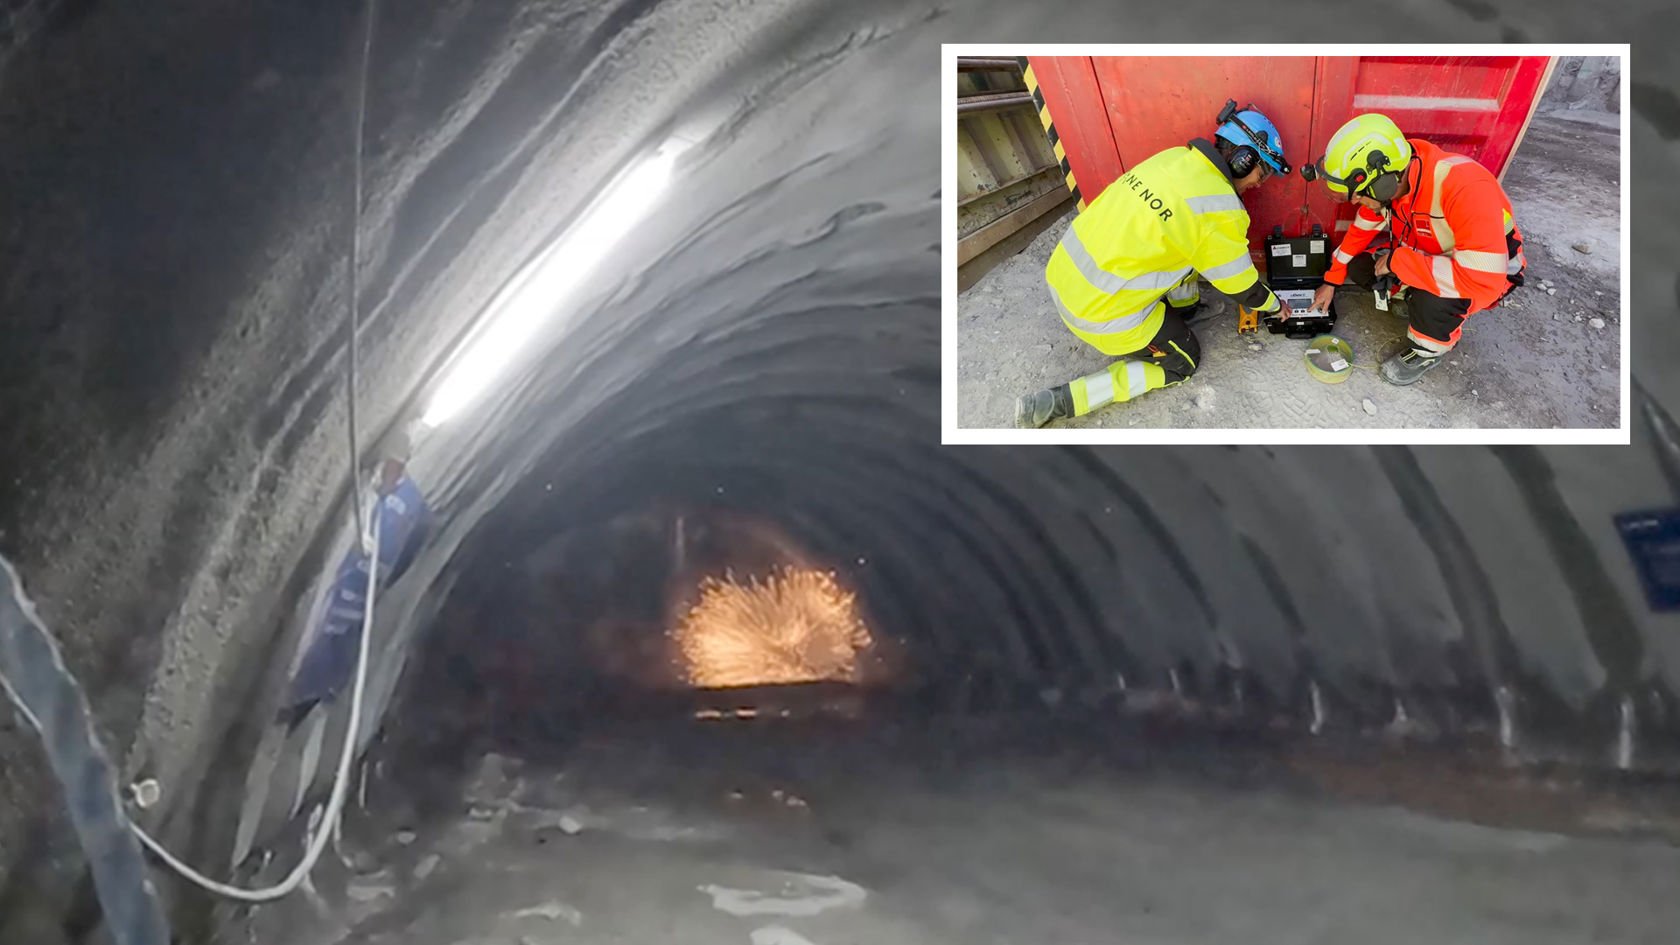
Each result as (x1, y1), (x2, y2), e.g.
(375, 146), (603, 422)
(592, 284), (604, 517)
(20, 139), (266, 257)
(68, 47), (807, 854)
(220, 709), (1680, 945)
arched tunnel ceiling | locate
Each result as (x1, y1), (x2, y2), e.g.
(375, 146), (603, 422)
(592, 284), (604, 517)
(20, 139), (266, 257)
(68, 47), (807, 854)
(0, 0), (1676, 935)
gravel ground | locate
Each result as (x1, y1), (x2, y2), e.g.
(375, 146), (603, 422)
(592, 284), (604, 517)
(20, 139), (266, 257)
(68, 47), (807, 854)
(956, 112), (1623, 431)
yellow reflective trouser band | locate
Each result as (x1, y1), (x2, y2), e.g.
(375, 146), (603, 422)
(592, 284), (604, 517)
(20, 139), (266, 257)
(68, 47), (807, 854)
(1068, 360), (1167, 414)
(1165, 273), (1199, 308)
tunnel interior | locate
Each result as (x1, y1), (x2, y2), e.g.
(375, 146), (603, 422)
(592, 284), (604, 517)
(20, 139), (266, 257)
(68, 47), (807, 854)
(391, 499), (911, 750)
(0, 2), (1677, 943)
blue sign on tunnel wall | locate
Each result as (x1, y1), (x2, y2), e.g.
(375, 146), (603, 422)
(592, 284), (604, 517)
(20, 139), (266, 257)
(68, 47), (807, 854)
(1616, 508), (1680, 612)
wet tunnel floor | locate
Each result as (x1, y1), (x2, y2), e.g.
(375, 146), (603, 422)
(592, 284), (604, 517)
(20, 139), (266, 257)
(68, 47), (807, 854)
(226, 714), (1680, 945)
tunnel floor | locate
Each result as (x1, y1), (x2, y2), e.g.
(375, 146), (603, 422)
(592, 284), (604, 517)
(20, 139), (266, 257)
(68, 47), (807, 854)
(216, 708), (1680, 945)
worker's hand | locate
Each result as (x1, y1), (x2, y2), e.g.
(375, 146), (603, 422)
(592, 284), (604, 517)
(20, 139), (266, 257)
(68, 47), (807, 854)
(1313, 282), (1336, 313)
(1374, 250), (1392, 278)
(1274, 296), (1293, 320)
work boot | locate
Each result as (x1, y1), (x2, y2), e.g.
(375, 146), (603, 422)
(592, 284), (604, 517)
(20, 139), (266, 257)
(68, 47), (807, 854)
(1015, 385), (1074, 428)
(1379, 346), (1446, 386)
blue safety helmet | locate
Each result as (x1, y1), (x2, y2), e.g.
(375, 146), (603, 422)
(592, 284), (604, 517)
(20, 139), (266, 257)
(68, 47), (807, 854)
(1215, 106), (1289, 175)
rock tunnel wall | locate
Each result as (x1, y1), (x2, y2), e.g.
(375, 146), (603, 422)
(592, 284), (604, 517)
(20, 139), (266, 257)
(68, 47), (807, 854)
(0, 0), (1670, 939)
(1541, 55), (1622, 114)
(0, 0), (60, 76)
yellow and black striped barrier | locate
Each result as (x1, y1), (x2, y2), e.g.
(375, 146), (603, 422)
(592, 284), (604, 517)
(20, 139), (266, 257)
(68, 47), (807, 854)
(1018, 56), (1085, 213)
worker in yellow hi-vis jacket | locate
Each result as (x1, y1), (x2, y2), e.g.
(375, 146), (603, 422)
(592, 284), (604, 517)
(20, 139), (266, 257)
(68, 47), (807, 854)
(1017, 103), (1295, 428)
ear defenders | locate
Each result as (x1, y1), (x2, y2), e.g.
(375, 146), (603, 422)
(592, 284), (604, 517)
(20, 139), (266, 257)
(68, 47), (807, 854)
(1301, 147), (1402, 202)
(1216, 99), (1289, 178)
(1228, 143), (1261, 179)
(1366, 162), (1404, 202)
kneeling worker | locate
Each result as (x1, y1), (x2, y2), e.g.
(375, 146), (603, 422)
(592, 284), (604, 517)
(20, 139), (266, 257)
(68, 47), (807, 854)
(1016, 102), (1294, 428)
(1303, 113), (1526, 385)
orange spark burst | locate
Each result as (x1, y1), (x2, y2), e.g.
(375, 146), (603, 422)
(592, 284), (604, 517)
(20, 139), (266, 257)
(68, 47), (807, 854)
(673, 568), (874, 688)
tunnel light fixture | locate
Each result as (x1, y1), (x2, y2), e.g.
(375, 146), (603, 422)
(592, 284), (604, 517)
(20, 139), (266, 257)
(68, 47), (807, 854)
(420, 141), (690, 427)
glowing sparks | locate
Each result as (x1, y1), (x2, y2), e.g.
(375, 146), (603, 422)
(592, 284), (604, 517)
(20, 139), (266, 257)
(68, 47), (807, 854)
(673, 568), (873, 688)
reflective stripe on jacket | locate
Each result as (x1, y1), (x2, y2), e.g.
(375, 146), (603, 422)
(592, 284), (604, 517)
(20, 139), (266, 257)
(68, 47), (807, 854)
(1046, 139), (1277, 355)
(1324, 138), (1525, 315)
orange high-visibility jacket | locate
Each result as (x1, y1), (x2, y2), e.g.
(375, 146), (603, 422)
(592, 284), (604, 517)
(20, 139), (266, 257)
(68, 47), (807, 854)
(1324, 139), (1525, 315)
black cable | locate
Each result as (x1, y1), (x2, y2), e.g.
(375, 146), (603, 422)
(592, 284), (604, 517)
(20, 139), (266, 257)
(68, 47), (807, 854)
(1391, 154), (1424, 248)
(345, 0), (380, 542)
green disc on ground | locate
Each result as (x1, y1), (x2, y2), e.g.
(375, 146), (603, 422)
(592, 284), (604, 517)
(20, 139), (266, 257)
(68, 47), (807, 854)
(1304, 335), (1355, 384)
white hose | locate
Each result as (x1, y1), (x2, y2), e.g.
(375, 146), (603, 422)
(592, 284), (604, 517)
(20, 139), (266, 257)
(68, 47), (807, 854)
(127, 0), (386, 903)
(130, 511), (382, 902)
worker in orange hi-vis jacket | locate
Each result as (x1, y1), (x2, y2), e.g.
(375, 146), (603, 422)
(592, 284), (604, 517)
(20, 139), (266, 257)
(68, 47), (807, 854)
(1302, 113), (1527, 386)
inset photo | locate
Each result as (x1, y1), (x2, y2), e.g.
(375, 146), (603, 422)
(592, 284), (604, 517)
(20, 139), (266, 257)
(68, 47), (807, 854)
(943, 46), (1628, 444)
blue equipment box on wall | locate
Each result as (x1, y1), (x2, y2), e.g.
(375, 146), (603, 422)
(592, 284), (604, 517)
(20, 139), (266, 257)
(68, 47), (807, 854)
(1614, 508), (1680, 612)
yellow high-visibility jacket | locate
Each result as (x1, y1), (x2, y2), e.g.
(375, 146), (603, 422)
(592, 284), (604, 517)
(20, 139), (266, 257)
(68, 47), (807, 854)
(1045, 139), (1279, 355)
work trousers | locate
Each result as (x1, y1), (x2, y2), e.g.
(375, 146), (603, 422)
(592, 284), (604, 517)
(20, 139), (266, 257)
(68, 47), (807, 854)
(1342, 253), (1472, 355)
(1063, 303), (1202, 416)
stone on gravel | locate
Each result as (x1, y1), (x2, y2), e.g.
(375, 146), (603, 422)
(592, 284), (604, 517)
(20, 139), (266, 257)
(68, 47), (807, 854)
(515, 900), (584, 926)
(414, 853), (441, 880)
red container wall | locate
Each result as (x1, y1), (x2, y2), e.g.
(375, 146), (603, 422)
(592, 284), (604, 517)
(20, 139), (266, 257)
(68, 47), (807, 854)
(1027, 55), (1553, 259)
